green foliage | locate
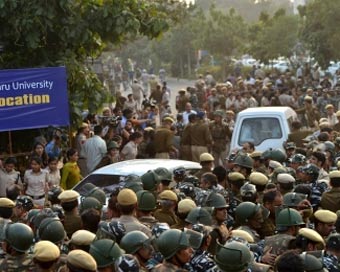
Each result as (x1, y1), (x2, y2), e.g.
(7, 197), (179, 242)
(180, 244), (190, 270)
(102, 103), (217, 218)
(0, 0), (182, 128)
(248, 11), (299, 64)
(300, 0), (340, 68)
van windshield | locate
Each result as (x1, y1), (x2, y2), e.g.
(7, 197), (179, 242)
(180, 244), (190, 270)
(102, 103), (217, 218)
(238, 117), (282, 146)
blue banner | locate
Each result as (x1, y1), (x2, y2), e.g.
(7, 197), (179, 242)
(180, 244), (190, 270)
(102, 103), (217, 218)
(0, 66), (69, 132)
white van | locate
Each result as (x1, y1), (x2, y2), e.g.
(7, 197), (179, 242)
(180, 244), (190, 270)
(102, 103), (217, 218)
(230, 107), (298, 153)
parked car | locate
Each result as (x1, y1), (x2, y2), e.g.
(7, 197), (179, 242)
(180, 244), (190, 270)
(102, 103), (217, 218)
(273, 61), (291, 72)
(73, 159), (201, 195)
(230, 107), (298, 153)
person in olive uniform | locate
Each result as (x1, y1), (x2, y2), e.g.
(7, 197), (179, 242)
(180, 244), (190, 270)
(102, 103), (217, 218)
(320, 170), (340, 212)
(154, 190), (179, 227)
(58, 190), (82, 238)
(295, 96), (320, 129)
(154, 117), (177, 159)
(194, 153), (214, 180)
(209, 110), (232, 166)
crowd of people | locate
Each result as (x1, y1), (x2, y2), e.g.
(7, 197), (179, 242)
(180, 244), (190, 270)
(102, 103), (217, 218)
(1, 66), (340, 271)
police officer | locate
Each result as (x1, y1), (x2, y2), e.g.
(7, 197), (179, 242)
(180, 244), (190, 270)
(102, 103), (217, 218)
(0, 198), (15, 240)
(154, 117), (177, 159)
(235, 202), (267, 243)
(313, 210), (337, 239)
(227, 172), (245, 218)
(263, 208), (305, 265)
(172, 199), (196, 230)
(120, 231), (154, 271)
(194, 153), (214, 180)
(0, 223), (34, 270)
(153, 229), (193, 272)
(277, 173), (295, 195)
(33, 240), (60, 271)
(69, 229), (96, 252)
(296, 228), (325, 252)
(320, 170), (340, 212)
(210, 110), (232, 166)
(113, 188), (152, 237)
(154, 190), (179, 227)
(136, 190), (158, 229)
(66, 249), (97, 272)
(89, 239), (123, 272)
(58, 190), (81, 238)
(214, 241), (252, 272)
(248, 172), (268, 202)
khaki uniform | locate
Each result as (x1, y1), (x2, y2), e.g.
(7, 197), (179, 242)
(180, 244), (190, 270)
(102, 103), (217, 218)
(320, 187), (340, 212)
(264, 233), (295, 256)
(180, 123), (193, 161)
(209, 121), (231, 166)
(0, 254), (35, 272)
(287, 130), (312, 148)
(194, 168), (211, 181)
(190, 120), (212, 162)
(295, 106), (320, 129)
(154, 127), (174, 158)
(63, 211), (82, 238)
(154, 208), (179, 227)
(176, 95), (189, 112)
(138, 215), (159, 229)
(171, 218), (186, 230)
(152, 262), (188, 272)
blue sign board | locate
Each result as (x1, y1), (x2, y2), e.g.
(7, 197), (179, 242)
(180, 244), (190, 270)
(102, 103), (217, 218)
(0, 66), (69, 131)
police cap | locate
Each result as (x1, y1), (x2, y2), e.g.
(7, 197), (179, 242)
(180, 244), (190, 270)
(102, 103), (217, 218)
(58, 190), (79, 203)
(117, 189), (137, 206)
(34, 240), (60, 262)
(67, 250), (97, 272)
(159, 190), (178, 202)
(249, 172), (268, 186)
(0, 198), (15, 208)
(70, 230), (96, 246)
(314, 210), (337, 224)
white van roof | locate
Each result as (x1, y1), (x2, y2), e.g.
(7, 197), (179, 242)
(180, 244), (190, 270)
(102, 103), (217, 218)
(238, 106), (296, 118)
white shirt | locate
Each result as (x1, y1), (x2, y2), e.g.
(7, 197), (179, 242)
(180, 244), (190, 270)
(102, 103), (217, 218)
(183, 110), (197, 125)
(84, 135), (107, 173)
(121, 141), (138, 160)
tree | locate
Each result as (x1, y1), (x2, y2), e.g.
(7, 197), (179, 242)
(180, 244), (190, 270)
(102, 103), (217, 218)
(300, 0), (340, 68)
(0, 0), (185, 127)
(249, 9), (299, 64)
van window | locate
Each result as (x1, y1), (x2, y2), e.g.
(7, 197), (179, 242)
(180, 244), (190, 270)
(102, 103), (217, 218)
(238, 117), (282, 145)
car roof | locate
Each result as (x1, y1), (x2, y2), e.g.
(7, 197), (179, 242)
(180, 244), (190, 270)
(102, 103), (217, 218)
(238, 106), (297, 118)
(90, 159), (201, 177)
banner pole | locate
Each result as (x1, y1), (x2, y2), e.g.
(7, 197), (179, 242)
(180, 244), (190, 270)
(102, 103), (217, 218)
(8, 131), (13, 155)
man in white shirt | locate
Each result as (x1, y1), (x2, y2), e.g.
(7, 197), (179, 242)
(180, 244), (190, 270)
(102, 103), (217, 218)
(83, 125), (107, 173)
(182, 102), (197, 125)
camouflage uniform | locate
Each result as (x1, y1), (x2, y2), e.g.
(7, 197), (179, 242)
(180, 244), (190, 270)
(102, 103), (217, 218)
(0, 254), (35, 272)
(186, 249), (216, 272)
(322, 252), (339, 272)
(152, 262), (188, 272)
(310, 181), (327, 210)
(263, 233), (296, 256)
(227, 191), (242, 218)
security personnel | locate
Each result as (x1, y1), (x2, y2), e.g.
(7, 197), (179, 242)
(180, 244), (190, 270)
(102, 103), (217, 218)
(37, 217), (66, 245)
(277, 173), (295, 195)
(141, 170), (160, 193)
(153, 229), (193, 272)
(154, 117), (177, 159)
(235, 202), (267, 243)
(296, 228), (325, 252)
(313, 210), (337, 239)
(82, 183), (106, 205)
(214, 241), (252, 272)
(233, 152), (254, 179)
(89, 239), (123, 272)
(194, 153), (214, 180)
(66, 249), (97, 272)
(263, 208), (305, 265)
(154, 190), (179, 227)
(113, 188), (152, 237)
(188, 224), (216, 272)
(240, 182), (257, 203)
(33, 240), (61, 271)
(205, 193), (229, 255)
(210, 110), (231, 166)
(58, 190), (81, 238)
(300, 253), (324, 272)
(154, 167), (173, 193)
(172, 199), (196, 229)
(120, 231), (154, 271)
(185, 207), (213, 227)
(0, 198), (15, 240)
(0, 223), (34, 271)
(250, 151), (267, 175)
(320, 170), (340, 212)
(295, 95), (321, 129)
(79, 196), (102, 214)
(69, 230), (96, 252)
(227, 172), (245, 218)
(12, 195), (34, 223)
(136, 190), (158, 229)
(248, 172), (268, 202)
(190, 111), (212, 162)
